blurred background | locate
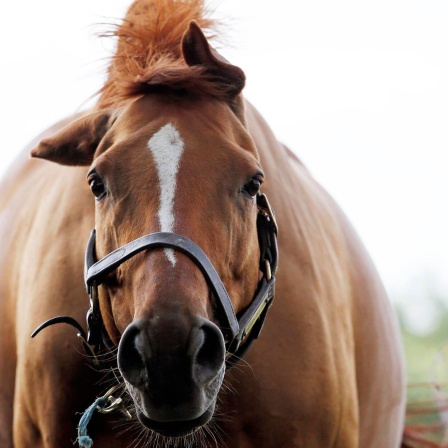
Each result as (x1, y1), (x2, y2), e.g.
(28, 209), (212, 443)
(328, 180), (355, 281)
(1, 0), (447, 387)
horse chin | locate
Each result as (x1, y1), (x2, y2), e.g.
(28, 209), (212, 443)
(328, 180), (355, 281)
(136, 401), (216, 438)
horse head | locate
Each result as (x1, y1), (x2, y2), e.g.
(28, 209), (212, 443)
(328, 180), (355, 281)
(31, 22), (276, 437)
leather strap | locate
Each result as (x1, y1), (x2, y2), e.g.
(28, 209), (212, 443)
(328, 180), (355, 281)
(85, 231), (239, 343)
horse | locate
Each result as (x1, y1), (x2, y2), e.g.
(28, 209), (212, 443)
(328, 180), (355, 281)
(0, 0), (406, 446)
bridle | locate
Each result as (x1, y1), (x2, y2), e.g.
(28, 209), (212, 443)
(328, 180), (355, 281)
(32, 193), (278, 368)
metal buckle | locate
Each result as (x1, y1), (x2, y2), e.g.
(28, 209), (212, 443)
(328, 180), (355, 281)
(258, 193), (279, 236)
(264, 259), (272, 281)
(97, 384), (132, 420)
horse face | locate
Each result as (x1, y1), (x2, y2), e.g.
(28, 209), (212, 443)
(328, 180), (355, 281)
(30, 22), (262, 437)
(93, 96), (261, 435)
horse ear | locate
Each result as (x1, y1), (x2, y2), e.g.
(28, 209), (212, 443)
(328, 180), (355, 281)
(182, 21), (245, 96)
(30, 109), (118, 166)
(182, 21), (247, 124)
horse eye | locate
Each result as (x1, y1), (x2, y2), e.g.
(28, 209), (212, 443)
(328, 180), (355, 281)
(243, 178), (262, 198)
(88, 175), (106, 199)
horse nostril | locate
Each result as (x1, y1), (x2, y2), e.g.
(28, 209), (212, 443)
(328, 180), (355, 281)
(192, 319), (225, 385)
(117, 321), (148, 388)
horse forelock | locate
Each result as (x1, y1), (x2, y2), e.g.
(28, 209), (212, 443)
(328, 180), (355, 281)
(98, 0), (229, 109)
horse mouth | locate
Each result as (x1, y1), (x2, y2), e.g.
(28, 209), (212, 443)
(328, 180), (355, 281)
(136, 403), (215, 437)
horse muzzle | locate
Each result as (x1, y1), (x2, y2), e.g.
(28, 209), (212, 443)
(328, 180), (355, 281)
(117, 315), (225, 436)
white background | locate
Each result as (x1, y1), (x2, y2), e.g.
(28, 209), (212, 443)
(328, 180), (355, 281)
(1, 1), (447, 332)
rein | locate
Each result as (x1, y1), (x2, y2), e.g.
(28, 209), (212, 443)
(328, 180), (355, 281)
(32, 193), (278, 368)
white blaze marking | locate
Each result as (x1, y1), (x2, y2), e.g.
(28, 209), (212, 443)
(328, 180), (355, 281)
(148, 123), (184, 266)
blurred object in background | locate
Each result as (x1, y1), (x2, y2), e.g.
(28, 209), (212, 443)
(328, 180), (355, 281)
(399, 297), (448, 446)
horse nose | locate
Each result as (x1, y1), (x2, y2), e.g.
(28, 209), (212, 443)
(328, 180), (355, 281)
(117, 321), (148, 388)
(189, 318), (226, 385)
(117, 316), (225, 392)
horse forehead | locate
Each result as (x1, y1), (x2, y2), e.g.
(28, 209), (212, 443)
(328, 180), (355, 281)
(120, 95), (251, 149)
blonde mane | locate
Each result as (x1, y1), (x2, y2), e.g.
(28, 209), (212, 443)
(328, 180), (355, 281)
(98, 0), (220, 109)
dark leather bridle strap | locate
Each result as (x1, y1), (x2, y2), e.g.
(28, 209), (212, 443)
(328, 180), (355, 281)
(85, 231), (239, 342)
